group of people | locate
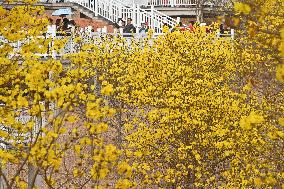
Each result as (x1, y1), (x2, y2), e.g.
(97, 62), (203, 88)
(115, 18), (197, 35)
(115, 18), (149, 35)
(53, 17), (76, 35)
(47, 17), (93, 38)
(173, 21), (232, 36)
(115, 17), (220, 36)
(47, 16), (232, 38)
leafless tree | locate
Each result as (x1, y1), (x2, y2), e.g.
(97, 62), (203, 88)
(195, 0), (235, 23)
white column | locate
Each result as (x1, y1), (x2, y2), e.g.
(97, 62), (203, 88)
(150, 5), (154, 30)
(118, 5), (122, 20)
(133, 3), (137, 28)
(90, 0), (94, 10)
(136, 4), (140, 33)
(94, 0), (98, 16)
(102, 26), (107, 33)
(177, 16), (180, 23)
(109, 0), (113, 21)
(231, 29), (235, 39)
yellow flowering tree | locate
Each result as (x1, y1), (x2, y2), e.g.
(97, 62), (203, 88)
(87, 25), (283, 188)
(0, 1), (132, 189)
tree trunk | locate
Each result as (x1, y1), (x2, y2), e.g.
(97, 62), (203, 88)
(28, 164), (42, 189)
(0, 176), (5, 189)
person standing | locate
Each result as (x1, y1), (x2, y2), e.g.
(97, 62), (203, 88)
(220, 24), (225, 37)
(46, 18), (56, 38)
(188, 21), (194, 32)
(68, 20), (76, 35)
(55, 19), (63, 36)
(139, 22), (148, 34)
(123, 18), (136, 37)
(115, 18), (126, 34)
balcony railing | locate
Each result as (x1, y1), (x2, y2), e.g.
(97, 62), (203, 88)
(37, 0), (197, 7)
(146, 0), (196, 7)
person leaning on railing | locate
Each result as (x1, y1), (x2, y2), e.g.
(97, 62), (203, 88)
(123, 18), (136, 37)
(55, 18), (72, 36)
(55, 19), (62, 32)
(62, 18), (71, 36)
(139, 22), (148, 34)
(171, 22), (184, 32)
(68, 20), (76, 35)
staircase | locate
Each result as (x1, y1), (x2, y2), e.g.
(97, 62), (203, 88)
(69, 0), (178, 33)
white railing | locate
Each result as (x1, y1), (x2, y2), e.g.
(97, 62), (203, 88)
(148, 8), (177, 31)
(1, 29), (235, 60)
(36, 0), (200, 7)
(69, 0), (178, 33)
(146, 0), (196, 6)
(38, 0), (64, 2)
(42, 0), (197, 6)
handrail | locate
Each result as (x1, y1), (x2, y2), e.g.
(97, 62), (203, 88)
(146, 0), (197, 6)
(152, 8), (177, 25)
(39, 0), (197, 6)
